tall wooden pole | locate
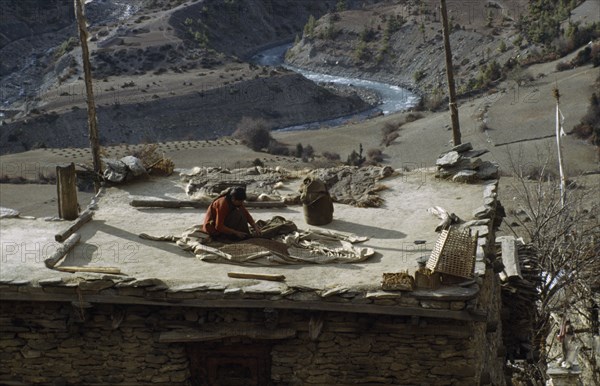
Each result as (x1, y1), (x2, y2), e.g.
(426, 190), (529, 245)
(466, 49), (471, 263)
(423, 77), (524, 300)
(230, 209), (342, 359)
(553, 87), (566, 208)
(440, 0), (461, 146)
(74, 0), (102, 192)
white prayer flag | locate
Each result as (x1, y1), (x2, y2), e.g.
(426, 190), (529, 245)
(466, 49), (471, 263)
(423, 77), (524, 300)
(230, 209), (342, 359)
(558, 108), (566, 137)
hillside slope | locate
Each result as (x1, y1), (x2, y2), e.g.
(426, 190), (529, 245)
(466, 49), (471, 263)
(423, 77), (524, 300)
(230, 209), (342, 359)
(0, 0), (375, 153)
(286, 0), (530, 95)
(0, 71), (369, 154)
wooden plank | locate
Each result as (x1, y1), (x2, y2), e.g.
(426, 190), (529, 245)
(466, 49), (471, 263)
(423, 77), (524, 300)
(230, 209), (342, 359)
(500, 237), (522, 282)
(228, 272), (286, 282)
(56, 163), (79, 220)
(44, 233), (80, 268)
(130, 199), (286, 209)
(159, 324), (296, 343)
(412, 285), (479, 301)
(0, 292), (487, 322)
(54, 266), (123, 275)
(55, 209), (94, 242)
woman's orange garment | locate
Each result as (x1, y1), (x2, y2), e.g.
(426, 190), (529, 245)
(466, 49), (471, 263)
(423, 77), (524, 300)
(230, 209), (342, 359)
(202, 195), (254, 236)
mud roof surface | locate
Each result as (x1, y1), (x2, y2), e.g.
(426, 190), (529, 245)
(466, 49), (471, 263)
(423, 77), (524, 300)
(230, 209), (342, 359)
(1, 169), (492, 293)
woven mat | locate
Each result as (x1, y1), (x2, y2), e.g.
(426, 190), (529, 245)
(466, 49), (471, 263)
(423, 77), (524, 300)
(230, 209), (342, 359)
(140, 219), (374, 266)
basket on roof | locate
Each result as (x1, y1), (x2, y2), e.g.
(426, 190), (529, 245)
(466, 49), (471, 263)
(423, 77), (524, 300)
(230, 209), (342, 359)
(426, 228), (478, 279)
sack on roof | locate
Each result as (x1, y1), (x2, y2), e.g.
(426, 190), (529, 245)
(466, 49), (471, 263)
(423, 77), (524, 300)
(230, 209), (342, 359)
(300, 177), (333, 226)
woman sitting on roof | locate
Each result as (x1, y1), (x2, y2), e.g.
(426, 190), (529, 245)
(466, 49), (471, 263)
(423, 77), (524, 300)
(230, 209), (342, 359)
(202, 186), (261, 240)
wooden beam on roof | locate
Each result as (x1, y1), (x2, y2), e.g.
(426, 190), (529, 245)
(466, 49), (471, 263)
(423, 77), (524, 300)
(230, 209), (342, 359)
(0, 292), (487, 322)
(54, 266), (123, 275)
(159, 324), (296, 343)
(130, 199), (286, 209)
(228, 272), (286, 282)
(44, 233), (80, 268)
(55, 209), (94, 242)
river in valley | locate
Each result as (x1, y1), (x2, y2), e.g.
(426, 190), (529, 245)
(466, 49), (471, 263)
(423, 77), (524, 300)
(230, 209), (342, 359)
(251, 44), (419, 130)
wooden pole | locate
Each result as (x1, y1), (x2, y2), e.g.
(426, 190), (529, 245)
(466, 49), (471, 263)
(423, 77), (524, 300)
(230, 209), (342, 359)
(129, 199), (286, 209)
(44, 233), (80, 268)
(55, 209), (94, 242)
(440, 0), (461, 146)
(55, 266), (123, 274)
(553, 87), (566, 208)
(74, 0), (102, 193)
(228, 272), (286, 282)
(56, 163), (79, 220)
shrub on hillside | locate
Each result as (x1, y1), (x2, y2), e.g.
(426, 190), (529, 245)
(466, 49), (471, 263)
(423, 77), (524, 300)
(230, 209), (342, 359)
(476, 61), (502, 88)
(382, 132), (399, 147)
(381, 122), (399, 136)
(572, 93), (600, 146)
(366, 148), (384, 163)
(303, 144), (314, 159)
(359, 26), (377, 43)
(381, 122), (401, 146)
(413, 70), (426, 83)
(322, 151), (341, 161)
(295, 143), (304, 158)
(346, 144), (366, 166)
(354, 41), (369, 62)
(571, 46), (592, 67)
(267, 142), (290, 156)
(293, 143), (315, 160)
(416, 88), (445, 112)
(519, 0), (577, 46)
(303, 15), (317, 39)
(570, 43), (600, 68)
(55, 37), (78, 59)
(572, 123), (594, 140)
(593, 43), (600, 67)
(405, 112), (423, 122)
(558, 22), (600, 55)
(507, 65), (534, 85)
(233, 117), (272, 151)
(556, 61), (573, 71)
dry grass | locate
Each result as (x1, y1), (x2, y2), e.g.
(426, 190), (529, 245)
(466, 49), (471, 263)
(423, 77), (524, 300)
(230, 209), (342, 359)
(126, 143), (175, 175)
(148, 157), (175, 176)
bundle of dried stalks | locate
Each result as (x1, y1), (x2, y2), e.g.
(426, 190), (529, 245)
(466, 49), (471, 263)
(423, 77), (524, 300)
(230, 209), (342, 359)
(148, 158), (175, 176)
(132, 144), (161, 166)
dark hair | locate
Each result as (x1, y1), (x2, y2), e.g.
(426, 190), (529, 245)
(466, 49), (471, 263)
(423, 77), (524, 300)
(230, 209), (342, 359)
(230, 186), (247, 201)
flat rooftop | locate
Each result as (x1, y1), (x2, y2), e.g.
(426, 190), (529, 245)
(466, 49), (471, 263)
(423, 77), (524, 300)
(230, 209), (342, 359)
(1, 169), (491, 292)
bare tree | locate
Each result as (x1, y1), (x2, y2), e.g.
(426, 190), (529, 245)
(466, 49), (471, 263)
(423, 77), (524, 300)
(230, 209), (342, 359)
(504, 148), (600, 384)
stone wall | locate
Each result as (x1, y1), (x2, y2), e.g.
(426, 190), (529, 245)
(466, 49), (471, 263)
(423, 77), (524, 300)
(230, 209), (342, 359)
(1, 298), (504, 385)
(473, 267), (505, 385)
(0, 302), (190, 385)
(271, 315), (479, 385)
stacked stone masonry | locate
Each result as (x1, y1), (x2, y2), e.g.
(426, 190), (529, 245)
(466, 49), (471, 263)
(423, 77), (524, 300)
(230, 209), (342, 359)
(0, 289), (504, 385)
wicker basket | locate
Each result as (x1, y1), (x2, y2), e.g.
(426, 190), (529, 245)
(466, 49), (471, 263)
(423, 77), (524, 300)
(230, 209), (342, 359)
(381, 272), (415, 291)
(426, 228), (478, 279)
